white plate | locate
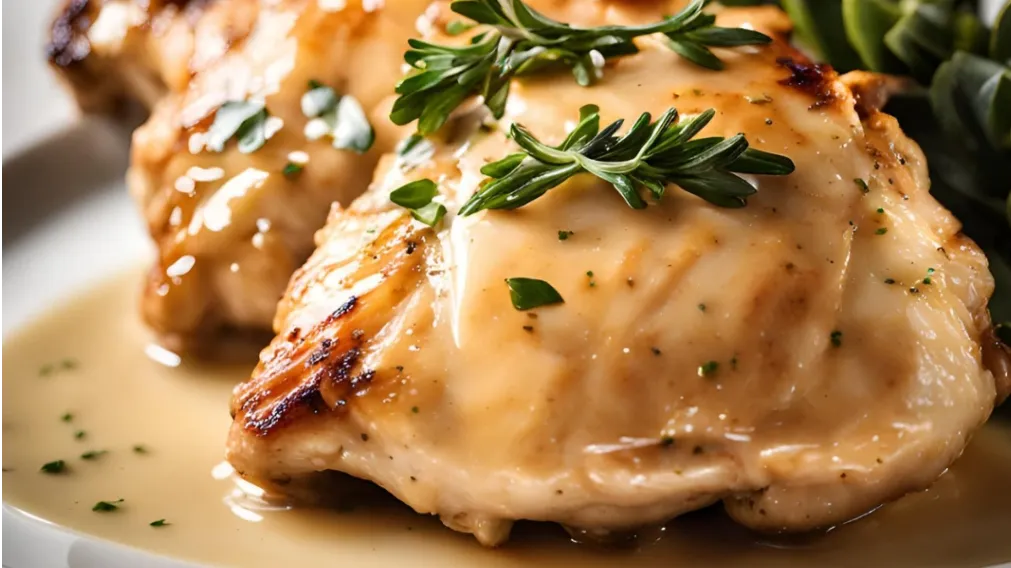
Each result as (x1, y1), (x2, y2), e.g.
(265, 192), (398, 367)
(3, 1), (1009, 567)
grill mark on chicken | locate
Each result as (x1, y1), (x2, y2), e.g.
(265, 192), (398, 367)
(47, 0), (92, 67)
(777, 57), (838, 109)
(234, 215), (430, 436)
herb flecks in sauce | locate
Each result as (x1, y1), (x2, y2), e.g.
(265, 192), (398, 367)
(92, 499), (124, 512)
(40, 460), (66, 474)
(505, 278), (565, 311)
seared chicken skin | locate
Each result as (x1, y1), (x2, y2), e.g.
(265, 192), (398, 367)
(227, 3), (1010, 545)
(103, 0), (431, 346)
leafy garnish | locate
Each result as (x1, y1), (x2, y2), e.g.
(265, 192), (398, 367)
(150, 519), (169, 527)
(301, 81), (374, 153)
(389, 179), (448, 227)
(206, 101), (269, 154)
(92, 499), (123, 512)
(505, 277), (565, 310)
(40, 460), (66, 474)
(392, 0), (770, 134)
(80, 450), (107, 460)
(282, 162), (304, 179)
(458, 104), (794, 216)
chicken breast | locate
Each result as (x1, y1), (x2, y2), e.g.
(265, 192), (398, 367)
(47, 0), (257, 111)
(228, 2), (1010, 546)
(123, 0), (430, 347)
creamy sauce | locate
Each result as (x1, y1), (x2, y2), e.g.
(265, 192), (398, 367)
(3, 271), (1011, 566)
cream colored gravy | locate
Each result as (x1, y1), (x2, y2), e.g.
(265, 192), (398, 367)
(3, 271), (1011, 567)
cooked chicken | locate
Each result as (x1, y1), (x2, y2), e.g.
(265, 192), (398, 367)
(225, 1), (1011, 545)
(109, 0), (431, 347)
(47, 0), (258, 111)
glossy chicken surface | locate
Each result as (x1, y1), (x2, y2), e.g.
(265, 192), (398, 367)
(48, 0), (258, 111)
(226, 3), (1011, 545)
(50, 0), (431, 347)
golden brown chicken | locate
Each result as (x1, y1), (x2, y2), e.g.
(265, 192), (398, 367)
(47, 0), (258, 111)
(50, 0), (432, 348)
(226, 2), (1010, 545)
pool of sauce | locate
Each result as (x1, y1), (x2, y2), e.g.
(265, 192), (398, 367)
(3, 271), (1011, 567)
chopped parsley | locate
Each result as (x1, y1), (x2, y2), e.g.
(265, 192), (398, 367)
(586, 271), (596, 287)
(80, 450), (107, 460)
(698, 361), (719, 377)
(884, 278), (896, 284)
(411, 406), (419, 414)
(697, 303), (707, 312)
(830, 330), (844, 347)
(206, 101), (269, 154)
(505, 278), (564, 311)
(150, 519), (169, 527)
(854, 178), (869, 193)
(74, 430), (86, 440)
(558, 230), (574, 241)
(301, 80), (374, 153)
(875, 227), (888, 235)
(282, 162), (304, 179)
(92, 499), (124, 512)
(132, 445), (148, 454)
(389, 179), (447, 227)
(40, 460), (66, 474)
(61, 412), (74, 422)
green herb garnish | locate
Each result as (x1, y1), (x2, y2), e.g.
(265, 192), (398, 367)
(74, 430), (86, 440)
(391, 0), (770, 134)
(80, 450), (107, 460)
(558, 230), (574, 240)
(150, 519), (169, 527)
(301, 81), (374, 153)
(61, 412), (73, 422)
(830, 330), (844, 347)
(445, 20), (476, 36)
(92, 499), (123, 512)
(697, 360), (719, 377)
(206, 101), (269, 154)
(132, 445), (148, 454)
(282, 162), (304, 179)
(505, 277), (565, 310)
(854, 178), (870, 193)
(389, 179), (448, 227)
(40, 460), (66, 474)
(875, 227), (888, 235)
(458, 104), (793, 215)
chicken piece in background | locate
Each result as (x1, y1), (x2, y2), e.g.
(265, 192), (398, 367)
(49, 0), (429, 350)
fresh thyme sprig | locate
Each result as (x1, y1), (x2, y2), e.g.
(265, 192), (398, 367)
(391, 0), (771, 134)
(457, 104), (794, 215)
